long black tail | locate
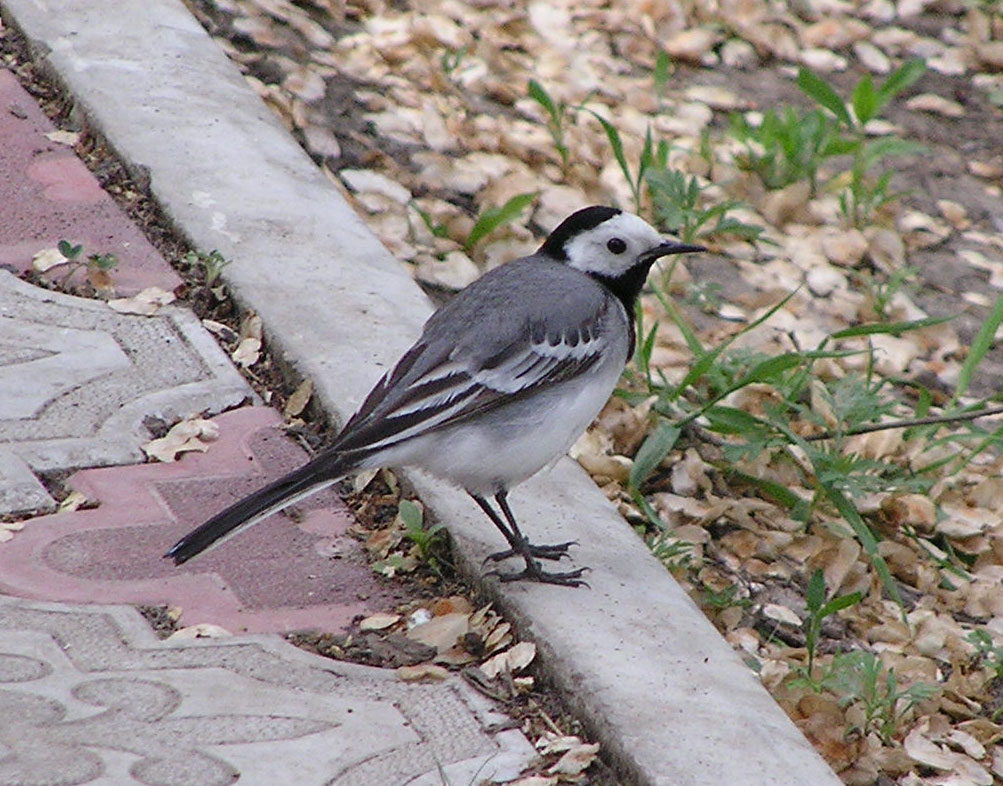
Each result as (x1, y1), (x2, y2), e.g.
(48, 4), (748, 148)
(165, 451), (356, 565)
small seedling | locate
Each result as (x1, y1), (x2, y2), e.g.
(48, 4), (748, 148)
(55, 239), (118, 289)
(729, 106), (836, 194)
(527, 80), (573, 172)
(802, 568), (862, 677)
(644, 167), (764, 244)
(967, 629), (1003, 681)
(796, 59), (927, 227)
(183, 249), (230, 287)
(813, 650), (938, 742)
(398, 499), (448, 573)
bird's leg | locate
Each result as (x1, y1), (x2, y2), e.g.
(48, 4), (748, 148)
(472, 492), (587, 587)
(494, 492), (577, 561)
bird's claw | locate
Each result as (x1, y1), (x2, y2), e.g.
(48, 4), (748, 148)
(485, 561), (590, 588)
(482, 540), (577, 565)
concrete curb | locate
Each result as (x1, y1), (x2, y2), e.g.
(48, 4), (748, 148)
(2, 1), (842, 783)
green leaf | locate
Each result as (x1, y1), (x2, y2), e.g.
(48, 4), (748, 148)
(861, 137), (924, 166)
(831, 316), (953, 338)
(820, 482), (905, 620)
(654, 50), (671, 92)
(704, 406), (767, 435)
(739, 353), (805, 385)
(819, 591), (862, 618)
(398, 499), (423, 530)
(464, 193), (536, 252)
(797, 67), (852, 127)
(57, 240), (83, 259)
(851, 74), (877, 125)
(876, 58), (926, 109)
(955, 292), (1003, 402)
(629, 421), (681, 490)
(527, 79), (557, 121)
(821, 136), (860, 157)
(805, 568), (826, 613)
(588, 110), (633, 198)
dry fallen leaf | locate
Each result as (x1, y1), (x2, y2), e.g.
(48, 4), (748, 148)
(143, 417), (220, 463)
(44, 129), (81, 146)
(406, 612), (470, 654)
(547, 742), (600, 776)
(167, 623), (231, 640)
(283, 378), (313, 418)
(396, 663), (449, 681)
(359, 612), (401, 631)
(107, 287), (177, 315)
(31, 246), (69, 272)
(480, 641), (536, 678)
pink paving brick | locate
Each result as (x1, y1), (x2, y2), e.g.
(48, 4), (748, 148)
(0, 407), (406, 634)
(0, 68), (182, 296)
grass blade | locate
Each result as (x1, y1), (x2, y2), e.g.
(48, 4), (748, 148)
(954, 293), (1003, 402)
(464, 193), (536, 252)
(797, 67), (852, 127)
(820, 481), (905, 621)
(629, 421), (681, 490)
(832, 316), (952, 338)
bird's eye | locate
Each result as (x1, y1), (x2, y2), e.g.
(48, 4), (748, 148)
(607, 238), (627, 254)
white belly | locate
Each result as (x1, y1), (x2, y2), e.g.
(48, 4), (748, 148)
(377, 351), (625, 495)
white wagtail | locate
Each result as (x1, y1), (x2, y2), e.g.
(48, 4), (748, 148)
(166, 206), (702, 586)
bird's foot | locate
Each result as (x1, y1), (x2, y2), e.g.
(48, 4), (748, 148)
(483, 540), (577, 564)
(487, 559), (590, 588)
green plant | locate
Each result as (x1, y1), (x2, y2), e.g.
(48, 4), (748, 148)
(589, 114), (664, 213)
(812, 650), (938, 742)
(527, 79), (573, 171)
(967, 629), (1003, 680)
(702, 583), (752, 610)
(801, 569), (862, 677)
(464, 193), (536, 252)
(647, 531), (695, 569)
(859, 265), (916, 321)
(729, 106), (835, 194)
(653, 50), (671, 95)
(183, 249), (230, 286)
(645, 167), (764, 244)
(796, 59), (927, 227)
(440, 46), (468, 77)
(398, 499), (448, 572)
(410, 201), (450, 240)
(56, 239), (118, 287)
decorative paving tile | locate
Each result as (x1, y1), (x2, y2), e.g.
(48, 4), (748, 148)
(0, 68), (182, 296)
(0, 597), (535, 786)
(0, 407), (404, 634)
(0, 270), (251, 513)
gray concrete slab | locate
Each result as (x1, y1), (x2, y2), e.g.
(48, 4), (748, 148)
(0, 596), (535, 785)
(0, 270), (251, 513)
(1, 1), (843, 783)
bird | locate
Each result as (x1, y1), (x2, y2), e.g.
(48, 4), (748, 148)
(165, 205), (703, 586)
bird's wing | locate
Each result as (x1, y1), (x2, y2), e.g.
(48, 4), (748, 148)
(333, 296), (616, 455)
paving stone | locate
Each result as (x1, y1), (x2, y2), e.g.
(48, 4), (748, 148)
(0, 68), (181, 296)
(0, 270), (251, 514)
(0, 597), (536, 785)
(0, 407), (405, 634)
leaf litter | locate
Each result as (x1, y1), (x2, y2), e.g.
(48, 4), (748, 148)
(184, 0), (1003, 782)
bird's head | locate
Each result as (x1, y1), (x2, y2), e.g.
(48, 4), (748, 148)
(539, 206), (703, 284)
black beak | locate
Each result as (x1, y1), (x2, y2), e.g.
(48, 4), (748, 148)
(638, 241), (705, 265)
